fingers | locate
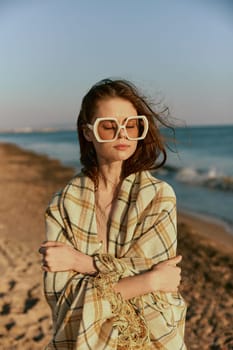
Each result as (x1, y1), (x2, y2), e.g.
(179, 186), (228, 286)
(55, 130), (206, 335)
(38, 241), (66, 254)
(168, 255), (182, 266)
(38, 246), (46, 254)
(40, 241), (65, 247)
(41, 263), (50, 272)
(151, 255), (182, 270)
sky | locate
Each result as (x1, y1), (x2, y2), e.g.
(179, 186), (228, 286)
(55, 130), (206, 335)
(0, 0), (233, 129)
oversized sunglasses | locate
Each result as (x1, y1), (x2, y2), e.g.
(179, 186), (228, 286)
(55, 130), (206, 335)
(86, 115), (149, 143)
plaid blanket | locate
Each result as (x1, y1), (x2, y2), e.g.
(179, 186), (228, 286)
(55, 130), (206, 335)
(44, 171), (187, 349)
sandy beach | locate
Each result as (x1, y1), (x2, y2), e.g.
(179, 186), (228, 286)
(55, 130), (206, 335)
(0, 142), (232, 350)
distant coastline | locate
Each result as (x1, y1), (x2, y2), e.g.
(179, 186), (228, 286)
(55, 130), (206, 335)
(0, 126), (76, 134)
(1, 123), (232, 135)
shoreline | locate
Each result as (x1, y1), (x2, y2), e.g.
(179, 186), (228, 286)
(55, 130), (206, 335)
(0, 142), (233, 349)
(179, 208), (233, 235)
(178, 210), (233, 255)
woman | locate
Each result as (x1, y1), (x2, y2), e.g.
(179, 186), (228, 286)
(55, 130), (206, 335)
(39, 79), (187, 349)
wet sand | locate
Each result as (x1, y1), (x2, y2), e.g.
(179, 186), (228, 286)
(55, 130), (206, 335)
(0, 143), (232, 349)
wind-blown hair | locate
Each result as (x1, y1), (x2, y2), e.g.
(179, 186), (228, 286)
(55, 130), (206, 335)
(77, 78), (173, 187)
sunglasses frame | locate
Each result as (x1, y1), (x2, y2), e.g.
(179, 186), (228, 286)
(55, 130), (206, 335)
(86, 115), (149, 143)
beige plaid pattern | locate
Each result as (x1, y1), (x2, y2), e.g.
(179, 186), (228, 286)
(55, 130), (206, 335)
(44, 171), (187, 349)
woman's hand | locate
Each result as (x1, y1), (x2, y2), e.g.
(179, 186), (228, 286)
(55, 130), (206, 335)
(148, 255), (182, 293)
(113, 256), (182, 300)
(38, 241), (96, 274)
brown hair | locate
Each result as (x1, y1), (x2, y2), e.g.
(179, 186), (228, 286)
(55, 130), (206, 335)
(77, 78), (173, 186)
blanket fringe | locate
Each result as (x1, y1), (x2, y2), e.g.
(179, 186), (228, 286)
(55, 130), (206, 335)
(94, 272), (151, 349)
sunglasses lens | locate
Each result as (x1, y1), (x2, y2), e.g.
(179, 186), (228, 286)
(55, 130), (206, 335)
(125, 117), (146, 139)
(97, 120), (118, 140)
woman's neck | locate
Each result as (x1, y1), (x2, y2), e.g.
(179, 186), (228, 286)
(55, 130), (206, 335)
(97, 163), (123, 192)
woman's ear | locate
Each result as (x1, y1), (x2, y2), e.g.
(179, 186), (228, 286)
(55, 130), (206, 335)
(83, 127), (93, 142)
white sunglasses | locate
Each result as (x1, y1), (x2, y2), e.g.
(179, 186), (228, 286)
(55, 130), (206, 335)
(86, 115), (149, 143)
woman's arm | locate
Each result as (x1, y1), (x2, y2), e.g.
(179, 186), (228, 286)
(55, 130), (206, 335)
(113, 255), (182, 300)
(39, 241), (96, 274)
(39, 241), (182, 300)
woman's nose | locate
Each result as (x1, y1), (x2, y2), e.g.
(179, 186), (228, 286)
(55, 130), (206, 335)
(118, 126), (127, 138)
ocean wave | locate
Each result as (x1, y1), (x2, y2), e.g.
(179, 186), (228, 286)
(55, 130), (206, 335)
(162, 166), (233, 192)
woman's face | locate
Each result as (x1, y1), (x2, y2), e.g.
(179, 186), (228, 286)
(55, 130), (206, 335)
(84, 97), (139, 166)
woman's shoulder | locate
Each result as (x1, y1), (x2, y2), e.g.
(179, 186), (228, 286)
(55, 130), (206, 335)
(65, 171), (94, 190)
(140, 171), (176, 198)
(48, 172), (94, 206)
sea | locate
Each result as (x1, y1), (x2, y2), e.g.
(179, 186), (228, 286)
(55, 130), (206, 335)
(1, 124), (233, 232)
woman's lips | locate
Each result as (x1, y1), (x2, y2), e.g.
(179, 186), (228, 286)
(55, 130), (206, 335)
(114, 144), (130, 151)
